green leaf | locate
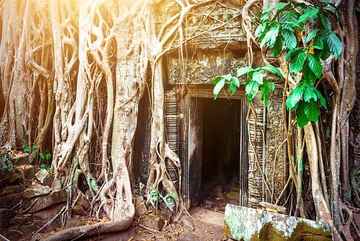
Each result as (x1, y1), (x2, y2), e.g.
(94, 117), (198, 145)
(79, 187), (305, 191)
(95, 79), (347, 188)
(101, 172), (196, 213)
(320, 41), (331, 60)
(302, 65), (317, 83)
(279, 11), (300, 30)
(260, 10), (271, 22)
(228, 76), (240, 86)
(316, 90), (327, 108)
(252, 71), (264, 84)
(213, 77), (226, 98)
(245, 81), (260, 102)
(237, 66), (252, 77)
(285, 48), (301, 61)
(307, 55), (323, 78)
(304, 29), (319, 44)
(272, 37), (283, 57)
(255, 23), (266, 38)
(313, 36), (324, 50)
(303, 85), (318, 102)
(31, 144), (38, 153)
(261, 65), (284, 78)
(274, 2), (289, 11)
(298, 7), (319, 24)
(304, 102), (320, 122)
(296, 102), (310, 127)
(326, 32), (342, 58)
(260, 80), (275, 106)
(289, 51), (307, 73)
(212, 76), (222, 85)
(319, 13), (332, 31)
(23, 145), (31, 154)
(260, 25), (280, 48)
(148, 188), (160, 207)
(282, 30), (297, 49)
(162, 194), (176, 211)
(40, 163), (48, 170)
(45, 153), (52, 161)
(286, 85), (305, 110)
(39, 153), (45, 161)
(228, 77), (240, 94)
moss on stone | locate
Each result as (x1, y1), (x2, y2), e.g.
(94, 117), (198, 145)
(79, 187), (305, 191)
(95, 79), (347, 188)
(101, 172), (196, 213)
(224, 204), (331, 241)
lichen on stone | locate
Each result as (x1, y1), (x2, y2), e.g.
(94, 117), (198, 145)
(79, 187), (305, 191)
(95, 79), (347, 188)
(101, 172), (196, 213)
(224, 204), (331, 241)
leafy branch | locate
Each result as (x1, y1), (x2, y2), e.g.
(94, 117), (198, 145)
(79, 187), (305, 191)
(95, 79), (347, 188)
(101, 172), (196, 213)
(212, 0), (342, 127)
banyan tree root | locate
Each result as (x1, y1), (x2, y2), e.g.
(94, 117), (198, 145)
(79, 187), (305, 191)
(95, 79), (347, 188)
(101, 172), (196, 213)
(42, 1), (147, 239)
(147, 141), (184, 216)
(42, 219), (133, 241)
(0, 0), (30, 147)
(145, 54), (185, 220)
(304, 123), (342, 239)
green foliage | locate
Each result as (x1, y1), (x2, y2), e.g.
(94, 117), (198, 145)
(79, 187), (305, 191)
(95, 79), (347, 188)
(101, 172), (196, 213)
(326, 32), (343, 58)
(286, 85), (304, 110)
(23, 144), (37, 154)
(162, 192), (177, 211)
(212, 64), (283, 106)
(304, 29), (318, 44)
(213, 0), (342, 128)
(260, 25), (280, 48)
(282, 30), (297, 50)
(298, 7), (319, 24)
(0, 153), (13, 172)
(289, 50), (307, 73)
(40, 163), (51, 171)
(213, 74), (239, 98)
(260, 81), (276, 106)
(146, 188), (178, 211)
(23, 144), (52, 166)
(286, 83), (327, 127)
(39, 150), (52, 162)
(147, 188), (160, 208)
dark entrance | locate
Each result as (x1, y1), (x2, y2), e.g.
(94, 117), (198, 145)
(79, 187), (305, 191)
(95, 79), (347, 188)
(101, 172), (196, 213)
(201, 98), (240, 210)
(187, 97), (245, 212)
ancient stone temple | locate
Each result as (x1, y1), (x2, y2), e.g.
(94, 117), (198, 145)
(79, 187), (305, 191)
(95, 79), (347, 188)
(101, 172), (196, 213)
(133, 1), (287, 211)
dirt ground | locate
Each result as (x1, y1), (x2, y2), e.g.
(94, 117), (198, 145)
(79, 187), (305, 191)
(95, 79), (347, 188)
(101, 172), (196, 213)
(0, 208), (225, 241)
(0, 152), (227, 241)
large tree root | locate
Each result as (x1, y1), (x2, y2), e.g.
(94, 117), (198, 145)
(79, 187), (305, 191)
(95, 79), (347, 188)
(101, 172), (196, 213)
(42, 219), (133, 241)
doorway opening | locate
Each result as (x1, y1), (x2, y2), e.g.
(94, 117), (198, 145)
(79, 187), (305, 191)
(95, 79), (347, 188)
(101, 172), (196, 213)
(190, 98), (241, 212)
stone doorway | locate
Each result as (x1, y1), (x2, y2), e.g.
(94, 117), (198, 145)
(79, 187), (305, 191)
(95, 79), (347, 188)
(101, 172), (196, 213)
(183, 87), (248, 211)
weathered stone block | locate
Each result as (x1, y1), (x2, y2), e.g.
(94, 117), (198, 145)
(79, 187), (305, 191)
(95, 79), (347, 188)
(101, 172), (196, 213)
(224, 204), (331, 241)
(0, 168), (23, 187)
(28, 189), (67, 213)
(0, 184), (24, 196)
(24, 183), (51, 198)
